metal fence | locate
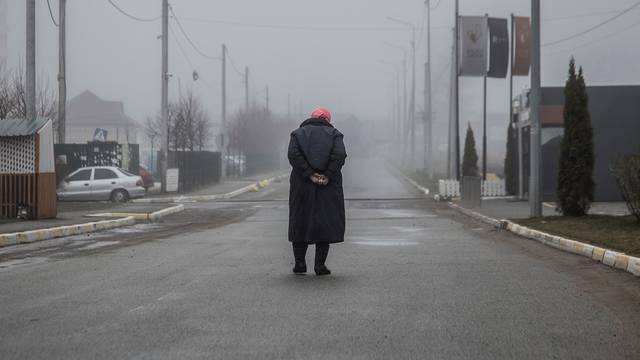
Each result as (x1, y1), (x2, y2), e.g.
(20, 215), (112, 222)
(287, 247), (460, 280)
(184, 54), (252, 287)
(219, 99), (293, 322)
(54, 142), (139, 183)
(159, 151), (222, 193)
(439, 179), (507, 198)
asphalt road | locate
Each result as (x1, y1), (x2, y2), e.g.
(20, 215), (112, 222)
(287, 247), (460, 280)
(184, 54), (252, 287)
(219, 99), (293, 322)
(1, 158), (639, 359)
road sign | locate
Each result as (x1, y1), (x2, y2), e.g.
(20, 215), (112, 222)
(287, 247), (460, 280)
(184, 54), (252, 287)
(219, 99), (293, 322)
(93, 128), (108, 142)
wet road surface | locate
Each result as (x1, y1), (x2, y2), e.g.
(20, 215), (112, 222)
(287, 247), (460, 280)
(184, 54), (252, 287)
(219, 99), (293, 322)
(1, 159), (639, 359)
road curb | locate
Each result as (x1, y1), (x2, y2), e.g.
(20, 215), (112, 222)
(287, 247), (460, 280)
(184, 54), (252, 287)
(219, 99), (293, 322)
(447, 202), (640, 277)
(392, 169), (431, 196)
(0, 204), (185, 249)
(86, 204), (185, 221)
(0, 216), (135, 248)
(134, 174), (288, 203)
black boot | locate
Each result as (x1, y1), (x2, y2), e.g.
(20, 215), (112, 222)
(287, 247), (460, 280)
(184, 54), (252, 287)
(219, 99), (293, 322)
(314, 244), (331, 276)
(292, 243), (308, 274)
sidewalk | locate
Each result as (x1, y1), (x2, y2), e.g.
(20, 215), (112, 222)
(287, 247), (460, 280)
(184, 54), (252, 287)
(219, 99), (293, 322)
(138, 170), (288, 203)
(474, 198), (630, 220)
(0, 202), (173, 235)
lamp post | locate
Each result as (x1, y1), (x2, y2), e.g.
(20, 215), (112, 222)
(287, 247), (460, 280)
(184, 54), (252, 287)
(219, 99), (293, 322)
(387, 17), (416, 168)
(380, 61), (403, 144)
(425, 0), (433, 179)
(383, 41), (409, 164)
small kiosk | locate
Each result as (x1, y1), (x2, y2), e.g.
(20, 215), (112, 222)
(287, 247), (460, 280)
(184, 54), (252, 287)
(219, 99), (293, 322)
(0, 118), (57, 219)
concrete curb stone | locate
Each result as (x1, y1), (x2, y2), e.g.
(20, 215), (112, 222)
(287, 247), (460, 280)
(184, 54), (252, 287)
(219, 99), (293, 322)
(133, 174), (288, 204)
(381, 171), (640, 277)
(0, 204), (186, 249)
(446, 202), (639, 277)
(0, 216), (135, 248)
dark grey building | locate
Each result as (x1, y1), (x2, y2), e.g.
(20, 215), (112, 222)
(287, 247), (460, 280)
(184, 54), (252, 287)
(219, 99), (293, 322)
(515, 85), (640, 202)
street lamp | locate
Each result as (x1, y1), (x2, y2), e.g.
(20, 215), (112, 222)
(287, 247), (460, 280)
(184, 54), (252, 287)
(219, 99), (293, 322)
(380, 60), (403, 143)
(386, 16), (417, 168)
(383, 41), (409, 163)
(424, 0), (433, 179)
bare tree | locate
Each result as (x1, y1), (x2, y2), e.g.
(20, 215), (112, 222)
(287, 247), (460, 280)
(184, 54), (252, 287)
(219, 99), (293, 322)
(227, 105), (286, 155)
(146, 90), (211, 152)
(0, 63), (58, 136)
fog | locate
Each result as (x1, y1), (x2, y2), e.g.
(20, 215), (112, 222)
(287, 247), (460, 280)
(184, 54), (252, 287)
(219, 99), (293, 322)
(3, 0), (640, 174)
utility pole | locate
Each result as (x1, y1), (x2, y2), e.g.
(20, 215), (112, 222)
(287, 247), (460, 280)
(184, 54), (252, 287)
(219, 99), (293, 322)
(448, 27), (457, 179)
(482, 14), (488, 181)
(410, 32), (416, 167)
(57, 0), (66, 143)
(26, 0), (36, 121)
(221, 44), (227, 129)
(482, 74), (487, 180)
(160, 0), (169, 192)
(530, 0), (542, 217)
(454, 0), (460, 181)
(244, 66), (249, 111)
(425, 0), (433, 179)
(221, 44), (227, 179)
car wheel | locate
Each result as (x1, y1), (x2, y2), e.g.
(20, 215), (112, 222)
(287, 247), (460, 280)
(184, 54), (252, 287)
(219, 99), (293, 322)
(111, 189), (129, 203)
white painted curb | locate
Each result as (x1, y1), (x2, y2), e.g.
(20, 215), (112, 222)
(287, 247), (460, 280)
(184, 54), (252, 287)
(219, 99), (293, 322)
(447, 202), (640, 277)
(393, 169), (430, 196)
(0, 216), (135, 248)
(0, 204), (186, 248)
(134, 174), (288, 203)
(148, 204), (184, 221)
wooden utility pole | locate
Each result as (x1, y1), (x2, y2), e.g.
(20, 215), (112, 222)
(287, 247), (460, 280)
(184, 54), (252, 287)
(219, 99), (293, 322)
(160, 0), (169, 192)
(26, 0), (36, 121)
(57, 0), (67, 143)
(221, 44), (227, 129)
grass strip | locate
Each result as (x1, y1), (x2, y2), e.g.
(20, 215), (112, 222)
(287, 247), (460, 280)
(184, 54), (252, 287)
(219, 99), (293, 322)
(515, 215), (640, 257)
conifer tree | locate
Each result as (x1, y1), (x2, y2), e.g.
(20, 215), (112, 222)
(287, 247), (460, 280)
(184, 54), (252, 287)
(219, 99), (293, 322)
(462, 123), (479, 177)
(557, 58), (595, 216)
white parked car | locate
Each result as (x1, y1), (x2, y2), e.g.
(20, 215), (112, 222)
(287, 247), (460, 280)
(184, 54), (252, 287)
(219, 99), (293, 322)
(57, 166), (146, 203)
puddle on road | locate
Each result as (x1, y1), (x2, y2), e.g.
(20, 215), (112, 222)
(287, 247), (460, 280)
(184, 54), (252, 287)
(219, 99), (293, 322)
(79, 241), (121, 250)
(0, 257), (48, 272)
(352, 241), (420, 246)
(348, 236), (420, 246)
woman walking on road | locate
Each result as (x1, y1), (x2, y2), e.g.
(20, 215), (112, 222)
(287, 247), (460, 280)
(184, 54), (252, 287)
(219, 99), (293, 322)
(288, 108), (347, 276)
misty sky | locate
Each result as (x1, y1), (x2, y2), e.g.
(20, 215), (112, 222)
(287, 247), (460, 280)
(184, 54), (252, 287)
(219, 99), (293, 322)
(3, 0), (640, 150)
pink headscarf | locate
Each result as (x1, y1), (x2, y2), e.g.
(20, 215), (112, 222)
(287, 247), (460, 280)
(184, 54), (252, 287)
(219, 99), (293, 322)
(310, 107), (332, 123)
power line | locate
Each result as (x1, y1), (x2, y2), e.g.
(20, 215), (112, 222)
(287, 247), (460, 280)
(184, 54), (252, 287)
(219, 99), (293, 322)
(169, 22), (195, 69)
(106, 0), (160, 22)
(46, 0), (59, 27)
(177, 17), (408, 32)
(544, 19), (640, 55)
(543, 9), (624, 22)
(169, 5), (220, 60)
(543, 1), (640, 47)
(225, 50), (245, 78)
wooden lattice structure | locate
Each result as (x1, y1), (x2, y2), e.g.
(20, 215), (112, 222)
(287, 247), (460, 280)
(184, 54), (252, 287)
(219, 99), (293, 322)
(0, 118), (57, 219)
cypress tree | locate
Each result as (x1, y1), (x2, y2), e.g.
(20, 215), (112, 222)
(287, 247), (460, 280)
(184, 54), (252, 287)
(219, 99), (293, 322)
(462, 123), (479, 177)
(504, 119), (518, 195)
(557, 58), (595, 216)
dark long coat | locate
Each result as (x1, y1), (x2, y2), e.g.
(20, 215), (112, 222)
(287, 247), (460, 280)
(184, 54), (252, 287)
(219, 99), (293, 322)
(288, 118), (347, 244)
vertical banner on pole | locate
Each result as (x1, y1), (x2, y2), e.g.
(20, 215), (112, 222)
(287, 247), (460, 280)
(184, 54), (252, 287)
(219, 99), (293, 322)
(458, 16), (488, 77)
(513, 16), (531, 76)
(487, 18), (509, 78)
